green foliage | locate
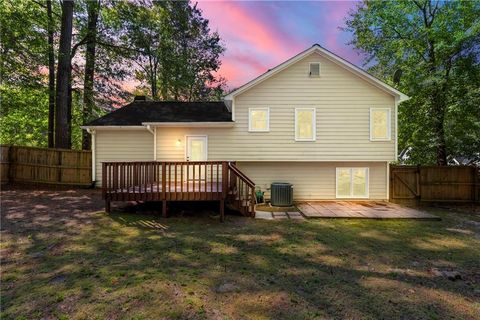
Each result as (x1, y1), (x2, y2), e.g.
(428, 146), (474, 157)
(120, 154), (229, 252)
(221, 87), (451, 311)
(0, 0), (224, 149)
(0, 85), (49, 147)
(0, 85), (84, 149)
(108, 0), (226, 101)
(345, 0), (480, 164)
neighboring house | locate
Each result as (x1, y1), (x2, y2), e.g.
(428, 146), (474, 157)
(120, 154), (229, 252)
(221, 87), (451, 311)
(83, 44), (409, 203)
(399, 147), (480, 167)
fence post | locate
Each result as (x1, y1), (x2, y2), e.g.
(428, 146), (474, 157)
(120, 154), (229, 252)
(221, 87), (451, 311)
(473, 166), (479, 203)
(416, 165), (421, 204)
(7, 145), (13, 183)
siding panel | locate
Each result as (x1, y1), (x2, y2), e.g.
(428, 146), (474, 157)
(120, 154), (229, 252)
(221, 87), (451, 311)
(155, 52), (395, 162)
(95, 130), (153, 186)
(236, 162), (388, 200)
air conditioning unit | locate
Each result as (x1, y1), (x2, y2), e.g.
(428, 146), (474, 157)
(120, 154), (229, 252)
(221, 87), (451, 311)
(270, 182), (293, 207)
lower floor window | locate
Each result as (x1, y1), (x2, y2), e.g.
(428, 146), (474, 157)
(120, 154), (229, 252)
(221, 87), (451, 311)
(336, 167), (369, 198)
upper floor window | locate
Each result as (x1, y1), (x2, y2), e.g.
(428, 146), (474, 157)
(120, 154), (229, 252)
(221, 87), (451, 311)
(295, 108), (316, 141)
(309, 62), (320, 77)
(249, 107), (269, 132)
(370, 108), (391, 141)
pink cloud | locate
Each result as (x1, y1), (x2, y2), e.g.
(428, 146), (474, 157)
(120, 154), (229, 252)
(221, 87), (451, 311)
(197, 0), (362, 88)
(198, 0), (306, 88)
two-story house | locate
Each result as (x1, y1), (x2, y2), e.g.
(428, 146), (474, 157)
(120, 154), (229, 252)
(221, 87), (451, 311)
(83, 44), (409, 217)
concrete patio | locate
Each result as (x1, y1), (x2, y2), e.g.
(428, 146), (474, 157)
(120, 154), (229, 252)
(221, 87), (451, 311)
(296, 201), (440, 220)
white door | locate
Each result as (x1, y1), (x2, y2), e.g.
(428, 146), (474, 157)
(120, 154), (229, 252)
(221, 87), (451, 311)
(186, 136), (207, 161)
(185, 136), (207, 181)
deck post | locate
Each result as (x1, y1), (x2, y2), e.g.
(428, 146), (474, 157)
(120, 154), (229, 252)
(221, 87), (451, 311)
(162, 200), (167, 218)
(105, 200), (111, 213)
(220, 199), (225, 222)
(221, 162), (228, 222)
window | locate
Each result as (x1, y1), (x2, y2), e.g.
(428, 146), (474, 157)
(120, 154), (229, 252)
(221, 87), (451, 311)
(309, 62), (320, 77)
(336, 168), (369, 198)
(370, 108), (391, 141)
(249, 108), (269, 132)
(295, 108), (316, 141)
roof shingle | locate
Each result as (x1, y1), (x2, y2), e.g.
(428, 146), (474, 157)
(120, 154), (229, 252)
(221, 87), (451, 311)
(87, 101), (232, 126)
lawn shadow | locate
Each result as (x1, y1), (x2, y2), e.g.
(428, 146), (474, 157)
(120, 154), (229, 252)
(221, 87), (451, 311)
(1, 186), (479, 319)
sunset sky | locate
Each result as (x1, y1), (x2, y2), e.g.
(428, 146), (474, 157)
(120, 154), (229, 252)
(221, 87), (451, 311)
(196, 0), (363, 89)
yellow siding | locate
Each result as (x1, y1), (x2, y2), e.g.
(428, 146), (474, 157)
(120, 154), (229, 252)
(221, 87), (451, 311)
(236, 161), (388, 200)
(156, 52), (395, 162)
(95, 130), (153, 186)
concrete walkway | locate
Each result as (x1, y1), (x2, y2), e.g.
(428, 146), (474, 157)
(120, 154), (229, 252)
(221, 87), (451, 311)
(297, 201), (439, 220)
(255, 210), (305, 220)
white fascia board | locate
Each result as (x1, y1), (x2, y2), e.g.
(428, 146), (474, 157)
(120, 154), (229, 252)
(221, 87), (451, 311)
(142, 122), (235, 127)
(80, 125), (147, 130)
(224, 44), (410, 102)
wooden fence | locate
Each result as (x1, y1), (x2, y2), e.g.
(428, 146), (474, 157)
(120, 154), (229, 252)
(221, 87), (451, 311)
(390, 165), (479, 203)
(1, 145), (92, 186)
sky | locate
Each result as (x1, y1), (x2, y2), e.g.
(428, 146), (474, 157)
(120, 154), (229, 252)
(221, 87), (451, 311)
(196, 0), (364, 89)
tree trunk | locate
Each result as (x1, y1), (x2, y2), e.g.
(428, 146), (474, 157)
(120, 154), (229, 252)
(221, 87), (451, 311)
(55, 0), (74, 149)
(432, 90), (448, 165)
(47, 0), (55, 148)
(82, 0), (100, 150)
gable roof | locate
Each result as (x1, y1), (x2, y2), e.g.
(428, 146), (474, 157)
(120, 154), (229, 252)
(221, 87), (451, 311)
(86, 101), (232, 126)
(224, 44), (409, 102)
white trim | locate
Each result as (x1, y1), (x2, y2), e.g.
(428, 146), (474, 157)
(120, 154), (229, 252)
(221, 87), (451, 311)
(295, 108), (316, 141)
(394, 97), (399, 160)
(369, 108), (392, 141)
(224, 44), (409, 102)
(309, 62), (321, 77)
(87, 128), (96, 182)
(142, 122), (234, 127)
(80, 125), (147, 130)
(386, 161), (390, 200)
(335, 167), (369, 199)
(248, 107), (270, 132)
(185, 135), (208, 161)
(232, 98), (236, 121)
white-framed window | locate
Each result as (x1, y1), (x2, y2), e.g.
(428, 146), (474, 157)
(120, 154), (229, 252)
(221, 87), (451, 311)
(309, 62), (320, 77)
(248, 107), (270, 132)
(336, 167), (369, 198)
(295, 108), (316, 141)
(370, 108), (391, 141)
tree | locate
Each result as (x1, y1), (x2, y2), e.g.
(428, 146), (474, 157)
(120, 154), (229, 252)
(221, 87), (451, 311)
(345, 0), (480, 165)
(47, 0), (56, 148)
(82, 0), (100, 150)
(111, 0), (225, 101)
(55, 0), (74, 149)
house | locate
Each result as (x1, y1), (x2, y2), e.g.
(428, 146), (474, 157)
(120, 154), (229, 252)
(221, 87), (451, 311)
(82, 44), (409, 218)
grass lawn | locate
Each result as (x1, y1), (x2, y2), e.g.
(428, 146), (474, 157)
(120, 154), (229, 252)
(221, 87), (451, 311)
(1, 186), (480, 319)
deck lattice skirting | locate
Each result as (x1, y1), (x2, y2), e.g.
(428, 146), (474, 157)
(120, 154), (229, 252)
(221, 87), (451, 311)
(102, 161), (255, 221)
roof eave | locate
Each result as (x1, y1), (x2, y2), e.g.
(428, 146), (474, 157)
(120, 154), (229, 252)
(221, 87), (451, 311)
(81, 125), (147, 130)
(142, 122), (235, 127)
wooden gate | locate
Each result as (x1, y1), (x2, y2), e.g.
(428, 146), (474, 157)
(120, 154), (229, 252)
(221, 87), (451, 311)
(390, 166), (419, 200)
(390, 165), (479, 203)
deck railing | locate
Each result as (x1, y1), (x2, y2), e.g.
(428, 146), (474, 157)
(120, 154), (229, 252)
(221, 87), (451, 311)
(227, 162), (256, 217)
(102, 161), (255, 218)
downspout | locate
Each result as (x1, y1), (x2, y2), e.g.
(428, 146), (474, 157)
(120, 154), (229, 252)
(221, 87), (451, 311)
(87, 128), (96, 185)
(145, 125), (156, 160)
(154, 127), (157, 160)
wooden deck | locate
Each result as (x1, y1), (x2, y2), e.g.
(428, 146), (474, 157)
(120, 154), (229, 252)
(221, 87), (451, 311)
(297, 201), (439, 219)
(102, 161), (256, 221)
